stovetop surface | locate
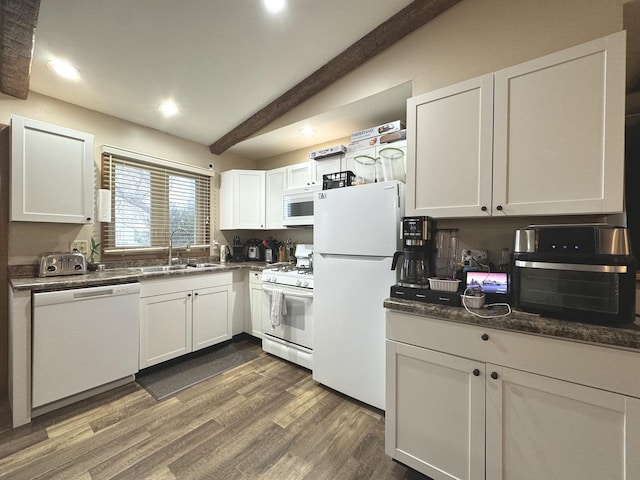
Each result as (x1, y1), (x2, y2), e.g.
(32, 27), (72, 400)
(262, 263), (313, 288)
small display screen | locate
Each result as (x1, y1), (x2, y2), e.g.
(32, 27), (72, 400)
(465, 272), (509, 295)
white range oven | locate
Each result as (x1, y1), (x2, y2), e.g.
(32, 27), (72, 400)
(261, 264), (313, 369)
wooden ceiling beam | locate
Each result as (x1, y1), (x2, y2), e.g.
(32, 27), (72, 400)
(0, 0), (40, 99)
(209, 0), (462, 155)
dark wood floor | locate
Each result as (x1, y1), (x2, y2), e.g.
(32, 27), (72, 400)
(0, 340), (429, 480)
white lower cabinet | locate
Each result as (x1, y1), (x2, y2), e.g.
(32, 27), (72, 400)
(140, 273), (232, 368)
(386, 311), (640, 480)
(247, 270), (262, 338)
(486, 365), (640, 480)
(141, 290), (193, 368)
(192, 285), (232, 351)
(386, 341), (485, 480)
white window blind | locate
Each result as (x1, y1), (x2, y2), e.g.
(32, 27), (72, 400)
(101, 150), (211, 255)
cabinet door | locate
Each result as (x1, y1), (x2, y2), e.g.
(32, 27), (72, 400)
(287, 162), (312, 188)
(140, 292), (192, 368)
(10, 115), (94, 223)
(265, 167), (287, 229)
(248, 274), (263, 339)
(386, 340), (485, 480)
(220, 170), (265, 229)
(485, 365), (640, 480)
(493, 31), (625, 216)
(406, 75), (494, 218)
(192, 285), (232, 351)
(237, 170), (265, 229)
(310, 156), (342, 184)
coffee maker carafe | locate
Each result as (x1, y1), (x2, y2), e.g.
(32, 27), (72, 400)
(391, 216), (435, 289)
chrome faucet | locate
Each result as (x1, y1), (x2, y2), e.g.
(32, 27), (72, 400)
(168, 227), (190, 265)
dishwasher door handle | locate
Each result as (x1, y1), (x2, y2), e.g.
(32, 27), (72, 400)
(33, 283), (140, 307)
(73, 289), (114, 299)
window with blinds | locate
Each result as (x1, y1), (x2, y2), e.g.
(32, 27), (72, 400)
(101, 150), (211, 255)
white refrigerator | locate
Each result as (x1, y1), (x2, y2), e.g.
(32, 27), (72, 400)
(313, 180), (404, 410)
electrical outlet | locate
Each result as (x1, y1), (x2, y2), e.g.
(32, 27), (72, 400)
(71, 240), (88, 255)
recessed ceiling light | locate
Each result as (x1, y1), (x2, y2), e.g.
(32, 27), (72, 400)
(159, 100), (180, 117)
(299, 127), (315, 137)
(46, 60), (80, 80)
(263, 0), (286, 14)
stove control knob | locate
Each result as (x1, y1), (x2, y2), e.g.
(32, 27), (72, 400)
(296, 280), (302, 286)
(301, 281), (309, 287)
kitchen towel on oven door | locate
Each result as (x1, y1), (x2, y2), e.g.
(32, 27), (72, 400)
(270, 289), (287, 327)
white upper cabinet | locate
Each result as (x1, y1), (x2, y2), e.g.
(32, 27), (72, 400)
(310, 155), (343, 185)
(220, 169), (266, 229)
(493, 31), (625, 216)
(407, 75), (494, 218)
(287, 162), (313, 189)
(265, 167), (287, 229)
(406, 31), (626, 218)
(221, 167), (288, 230)
(11, 115), (95, 223)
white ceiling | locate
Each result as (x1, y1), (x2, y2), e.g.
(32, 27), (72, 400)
(29, 0), (414, 160)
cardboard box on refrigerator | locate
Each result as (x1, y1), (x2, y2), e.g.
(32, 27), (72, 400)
(350, 120), (404, 142)
(347, 129), (407, 153)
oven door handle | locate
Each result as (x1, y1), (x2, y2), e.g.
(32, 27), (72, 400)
(262, 284), (314, 298)
(514, 260), (628, 273)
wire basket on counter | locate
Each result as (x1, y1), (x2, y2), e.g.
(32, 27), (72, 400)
(322, 171), (356, 190)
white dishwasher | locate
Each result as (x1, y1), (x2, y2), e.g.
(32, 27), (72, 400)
(32, 283), (140, 408)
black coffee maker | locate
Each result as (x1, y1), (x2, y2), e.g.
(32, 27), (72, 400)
(390, 216), (462, 306)
(391, 216), (436, 289)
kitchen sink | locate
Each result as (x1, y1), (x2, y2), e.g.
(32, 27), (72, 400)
(130, 265), (190, 273)
(188, 263), (223, 269)
(130, 263), (226, 274)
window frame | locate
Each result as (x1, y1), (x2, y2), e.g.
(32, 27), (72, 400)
(100, 146), (214, 259)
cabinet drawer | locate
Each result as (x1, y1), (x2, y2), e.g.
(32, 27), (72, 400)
(249, 270), (262, 285)
(386, 310), (640, 399)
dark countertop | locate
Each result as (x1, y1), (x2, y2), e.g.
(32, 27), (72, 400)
(10, 261), (270, 292)
(384, 297), (640, 351)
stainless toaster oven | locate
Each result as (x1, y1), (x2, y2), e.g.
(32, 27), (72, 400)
(512, 224), (636, 325)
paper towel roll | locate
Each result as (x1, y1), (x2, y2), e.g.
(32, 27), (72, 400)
(96, 189), (112, 223)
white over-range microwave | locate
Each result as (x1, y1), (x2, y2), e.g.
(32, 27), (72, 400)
(282, 184), (321, 227)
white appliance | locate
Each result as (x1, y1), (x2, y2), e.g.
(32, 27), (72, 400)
(261, 245), (314, 369)
(313, 181), (404, 410)
(31, 283), (140, 409)
(282, 184), (321, 227)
